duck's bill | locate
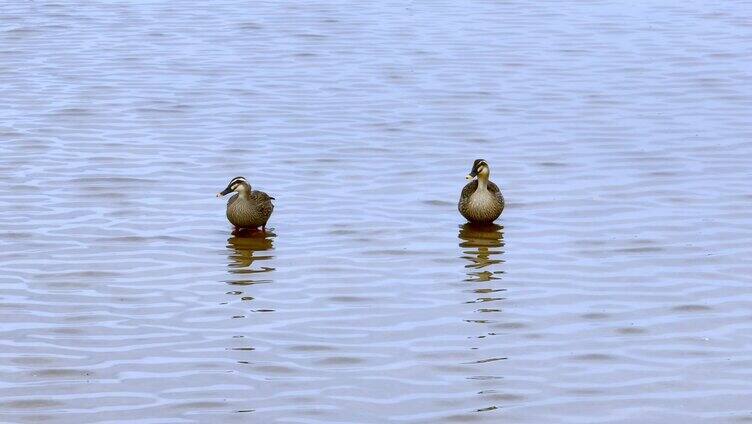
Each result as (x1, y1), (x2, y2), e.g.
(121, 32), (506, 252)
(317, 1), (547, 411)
(466, 174), (475, 180)
(217, 188), (232, 197)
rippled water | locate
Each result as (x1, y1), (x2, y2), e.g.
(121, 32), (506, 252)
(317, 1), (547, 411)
(1, 1), (751, 423)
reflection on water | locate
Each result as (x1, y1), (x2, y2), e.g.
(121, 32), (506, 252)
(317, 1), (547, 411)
(459, 223), (505, 283)
(459, 223), (506, 323)
(226, 231), (275, 286)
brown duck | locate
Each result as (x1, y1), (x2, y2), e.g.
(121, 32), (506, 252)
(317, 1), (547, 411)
(217, 176), (274, 231)
(458, 159), (504, 224)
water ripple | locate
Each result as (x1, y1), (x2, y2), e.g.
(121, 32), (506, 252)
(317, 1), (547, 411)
(0, 0), (751, 423)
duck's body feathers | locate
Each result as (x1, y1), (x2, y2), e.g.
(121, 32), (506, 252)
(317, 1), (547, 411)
(226, 190), (274, 229)
(459, 179), (501, 199)
(458, 179), (504, 224)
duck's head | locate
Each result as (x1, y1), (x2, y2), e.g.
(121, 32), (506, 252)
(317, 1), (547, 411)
(217, 176), (251, 197)
(466, 159), (490, 180)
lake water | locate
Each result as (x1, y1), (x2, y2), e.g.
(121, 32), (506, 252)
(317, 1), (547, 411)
(1, 1), (751, 423)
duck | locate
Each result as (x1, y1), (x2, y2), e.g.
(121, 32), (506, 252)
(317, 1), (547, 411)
(458, 159), (505, 224)
(216, 176), (274, 232)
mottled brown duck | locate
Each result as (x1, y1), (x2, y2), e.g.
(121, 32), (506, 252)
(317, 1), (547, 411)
(458, 159), (504, 224)
(217, 176), (274, 232)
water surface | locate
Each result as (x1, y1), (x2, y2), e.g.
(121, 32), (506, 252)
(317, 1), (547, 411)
(1, 1), (751, 423)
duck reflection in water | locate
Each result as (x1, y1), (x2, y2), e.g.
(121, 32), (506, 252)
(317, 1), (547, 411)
(226, 230), (275, 285)
(458, 223), (505, 282)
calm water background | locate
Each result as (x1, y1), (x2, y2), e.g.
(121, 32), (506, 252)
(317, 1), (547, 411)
(1, 1), (751, 423)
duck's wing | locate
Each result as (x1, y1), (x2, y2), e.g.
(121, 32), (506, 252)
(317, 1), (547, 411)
(487, 181), (505, 203)
(250, 190), (275, 202)
(250, 190), (274, 222)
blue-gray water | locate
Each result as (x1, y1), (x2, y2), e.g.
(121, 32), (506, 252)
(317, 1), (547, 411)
(1, 1), (751, 423)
